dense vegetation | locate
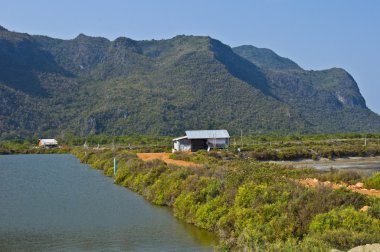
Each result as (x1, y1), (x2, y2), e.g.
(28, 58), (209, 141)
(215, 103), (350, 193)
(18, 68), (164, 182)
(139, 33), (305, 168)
(69, 147), (380, 251)
(2, 26), (380, 139)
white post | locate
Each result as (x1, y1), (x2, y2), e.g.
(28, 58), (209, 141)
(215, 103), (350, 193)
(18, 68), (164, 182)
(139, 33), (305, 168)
(240, 129), (243, 147)
(113, 158), (117, 175)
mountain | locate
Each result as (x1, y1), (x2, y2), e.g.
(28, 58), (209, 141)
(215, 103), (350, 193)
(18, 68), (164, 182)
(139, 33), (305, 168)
(0, 26), (379, 139)
(233, 45), (302, 70)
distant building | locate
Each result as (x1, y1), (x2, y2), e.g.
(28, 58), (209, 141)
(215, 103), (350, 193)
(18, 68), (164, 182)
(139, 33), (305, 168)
(173, 130), (230, 152)
(38, 139), (58, 148)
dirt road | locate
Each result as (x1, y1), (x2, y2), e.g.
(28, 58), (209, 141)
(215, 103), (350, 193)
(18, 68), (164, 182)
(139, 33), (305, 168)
(136, 153), (201, 167)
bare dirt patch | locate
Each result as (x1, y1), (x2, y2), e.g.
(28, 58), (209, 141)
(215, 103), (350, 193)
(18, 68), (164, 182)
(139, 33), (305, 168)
(299, 178), (380, 198)
(137, 153), (201, 167)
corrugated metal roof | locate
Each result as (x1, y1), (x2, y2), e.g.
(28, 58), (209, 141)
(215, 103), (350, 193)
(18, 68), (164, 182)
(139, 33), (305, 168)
(172, 136), (188, 141)
(185, 130), (230, 139)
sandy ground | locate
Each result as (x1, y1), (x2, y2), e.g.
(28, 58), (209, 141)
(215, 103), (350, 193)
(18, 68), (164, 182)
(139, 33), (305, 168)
(299, 178), (380, 198)
(136, 153), (201, 167)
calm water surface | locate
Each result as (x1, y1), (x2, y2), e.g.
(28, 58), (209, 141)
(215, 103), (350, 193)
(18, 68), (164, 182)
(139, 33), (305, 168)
(305, 160), (380, 176)
(0, 154), (217, 251)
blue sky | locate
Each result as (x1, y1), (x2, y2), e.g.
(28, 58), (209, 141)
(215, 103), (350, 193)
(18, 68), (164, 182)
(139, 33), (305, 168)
(2, 0), (380, 114)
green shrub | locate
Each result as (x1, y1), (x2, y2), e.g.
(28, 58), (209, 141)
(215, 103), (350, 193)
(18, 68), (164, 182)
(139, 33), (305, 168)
(173, 192), (198, 223)
(309, 207), (380, 250)
(264, 237), (331, 252)
(364, 172), (380, 189)
(169, 152), (192, 161)
(368, 199), (380, 219)
(195, 196), (228, 231)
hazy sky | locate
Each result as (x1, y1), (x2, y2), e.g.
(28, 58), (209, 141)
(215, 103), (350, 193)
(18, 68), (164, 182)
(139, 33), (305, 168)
(2, 0), (379, 114)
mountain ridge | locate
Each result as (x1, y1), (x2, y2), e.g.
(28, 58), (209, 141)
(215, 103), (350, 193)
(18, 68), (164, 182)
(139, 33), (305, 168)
(0, 26), (379, 139)
(233, 45), (302, 71)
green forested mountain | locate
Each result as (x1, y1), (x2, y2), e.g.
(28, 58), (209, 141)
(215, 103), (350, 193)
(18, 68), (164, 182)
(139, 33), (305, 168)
(1, 26), (379, 139)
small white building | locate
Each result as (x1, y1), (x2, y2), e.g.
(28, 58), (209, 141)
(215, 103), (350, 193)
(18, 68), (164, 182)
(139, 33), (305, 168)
(38, 139), (58, 148)
(173, 130), (230, 152)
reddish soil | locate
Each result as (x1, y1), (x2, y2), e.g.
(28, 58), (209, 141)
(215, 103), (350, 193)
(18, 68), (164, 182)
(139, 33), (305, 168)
(299, 178), (380, 198)
(136, 153), (201, 167)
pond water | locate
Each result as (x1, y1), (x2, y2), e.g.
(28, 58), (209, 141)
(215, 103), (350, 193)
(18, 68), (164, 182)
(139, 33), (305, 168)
(300, 159), (380, 176)
(0, 154), (217, 251)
